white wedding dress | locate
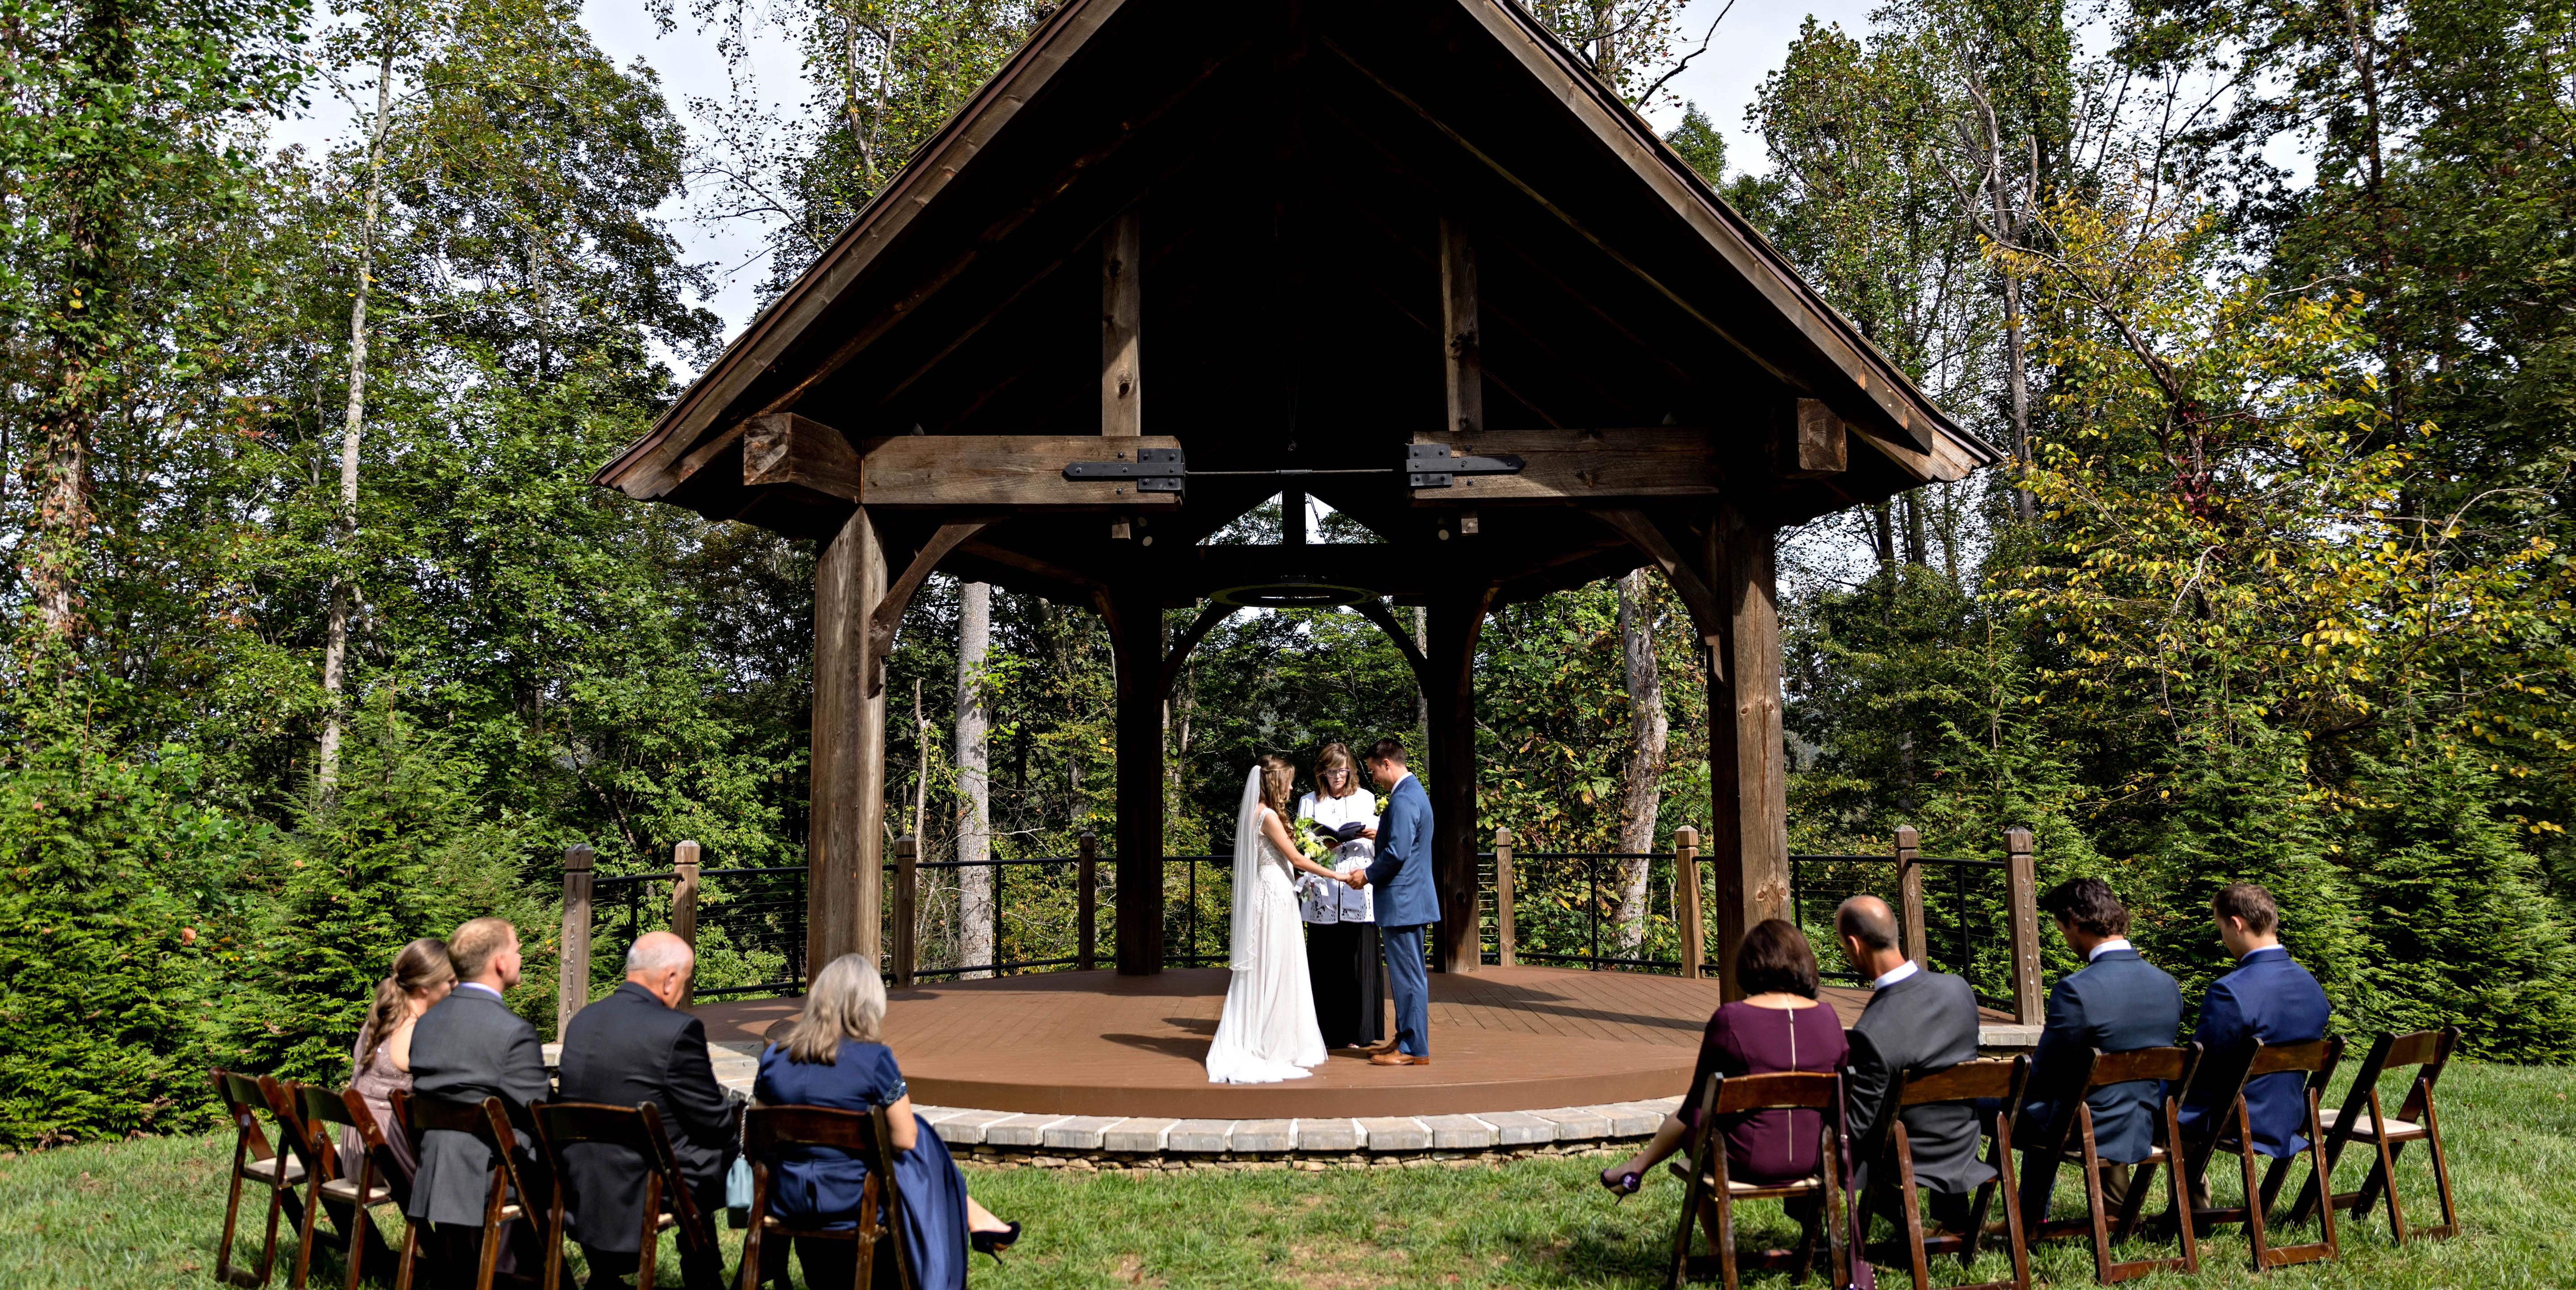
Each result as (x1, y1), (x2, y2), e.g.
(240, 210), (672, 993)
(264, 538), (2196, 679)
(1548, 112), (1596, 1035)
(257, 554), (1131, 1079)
(1204, 768), (1329, 1084)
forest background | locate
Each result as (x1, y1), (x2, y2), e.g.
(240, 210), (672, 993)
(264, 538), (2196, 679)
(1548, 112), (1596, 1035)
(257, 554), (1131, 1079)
(4, 0), (2573, 1148)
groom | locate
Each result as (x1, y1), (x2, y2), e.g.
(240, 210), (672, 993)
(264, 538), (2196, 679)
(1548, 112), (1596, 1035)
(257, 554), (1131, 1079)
(1347, 737), (1436, 1066)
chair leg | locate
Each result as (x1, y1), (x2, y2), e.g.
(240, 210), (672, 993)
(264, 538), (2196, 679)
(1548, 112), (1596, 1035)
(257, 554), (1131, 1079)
(1894, 1124), (1929, 1290)
(1711, 1191), (1740, 1290)
(2162, 1116), (2198, 1276)
(637, 1176), (661, 1290)
(254, 1171), (290, 1289)
(292, 1168), (327, 1290)
(736, 1219), (763, 1290)
(340, 1193), (374, 1290)
(1668, 1136), (1711, 1289)
(394, 1220), (421, 1290)
(2306, 1093), (2339, 1262)
(219, 1161), (250, 1287)
(2422, 1095), (2462, 1239)
(2077, 1108), (2116, 1286)
(477, 1176), (508, 1290)
(2235, 1098), (2269, 1271)
(1993, 1118), (2030, 1290)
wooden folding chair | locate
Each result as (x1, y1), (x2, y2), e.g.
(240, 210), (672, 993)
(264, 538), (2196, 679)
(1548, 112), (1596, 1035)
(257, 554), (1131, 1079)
(390, 1091), (533, 1290)
(282, 1082), (402, 1290)
(1663, 1071), (1851, 1290)
(2288, 1026), (2462, 1243)
(212, 1070), (309, 1289)
(2015, 1046), (2203, 1284)
(530, 1100), (711, 1290)
(1856, 1057), (2031, 1290)
(737, 1104), (916, 1290)
(2182, 1037), (2344, 1271)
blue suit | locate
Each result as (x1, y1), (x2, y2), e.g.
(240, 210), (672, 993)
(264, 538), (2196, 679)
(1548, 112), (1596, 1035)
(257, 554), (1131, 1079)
(2016, 947), (2184, 1216)
(2176, 946), (2331, 1156)
(1366, 773), (1439, 1057)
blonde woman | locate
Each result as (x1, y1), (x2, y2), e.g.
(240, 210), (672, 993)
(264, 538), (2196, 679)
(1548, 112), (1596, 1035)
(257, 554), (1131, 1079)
(339, 938), (455, 1180)
(754, 954), (1018, 1288)
(1203, 755), (1345, 1083)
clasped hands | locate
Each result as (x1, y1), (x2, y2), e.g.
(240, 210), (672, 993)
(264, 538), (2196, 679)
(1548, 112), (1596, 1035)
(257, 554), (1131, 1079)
(1339, 868), (1369, 890)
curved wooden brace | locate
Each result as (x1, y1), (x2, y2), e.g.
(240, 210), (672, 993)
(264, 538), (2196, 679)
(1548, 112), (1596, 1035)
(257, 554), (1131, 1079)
(1597, 509), (1725, 653)
(1157, 600), (1241, 698)
(865, 521), (989, 697)
(1351, 598), (1432, 687)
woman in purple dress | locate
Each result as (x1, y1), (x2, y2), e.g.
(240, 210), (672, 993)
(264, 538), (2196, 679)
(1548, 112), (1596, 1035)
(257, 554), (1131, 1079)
(1600, 918), (1849, 1195)
(339, 938), (455, 1180)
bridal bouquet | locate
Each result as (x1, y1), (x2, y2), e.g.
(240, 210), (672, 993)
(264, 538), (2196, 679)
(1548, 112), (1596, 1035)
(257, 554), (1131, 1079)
(1300, 818), (1363, 865)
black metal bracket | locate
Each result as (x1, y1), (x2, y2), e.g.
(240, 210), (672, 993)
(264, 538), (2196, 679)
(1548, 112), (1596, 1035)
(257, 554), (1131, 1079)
(1406, 442), (1526, 489)
(1064, 445), (1186, 493)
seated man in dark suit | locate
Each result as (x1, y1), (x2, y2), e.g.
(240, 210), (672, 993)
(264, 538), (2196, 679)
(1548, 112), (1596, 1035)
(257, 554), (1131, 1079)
(2177, 883), (2332, 1165)
(556, 931), (739, 1290)
(1838, 895), (1991, 1235)
(2012, 878), (2182, 1222)
(407, 917), (550, 1273)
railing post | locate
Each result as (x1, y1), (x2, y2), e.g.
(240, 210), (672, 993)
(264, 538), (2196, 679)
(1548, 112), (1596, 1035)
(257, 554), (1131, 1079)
(1077, 830), (1098, 971)
(1493, 827), (1516, 968)
(1675, 826), (1703, 980)
(557, 845), (593, 1040)
(1895, 826), (1926, 968)
(2005, 826), (2042, 1023)
(671, 840), (702, 1009)
(893, 836), (918, 987)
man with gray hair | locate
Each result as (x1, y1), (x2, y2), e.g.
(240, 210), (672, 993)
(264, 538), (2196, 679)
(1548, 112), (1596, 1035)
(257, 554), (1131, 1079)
(1836, 895), (1990, 1238)
(555, 930), (738, 1290)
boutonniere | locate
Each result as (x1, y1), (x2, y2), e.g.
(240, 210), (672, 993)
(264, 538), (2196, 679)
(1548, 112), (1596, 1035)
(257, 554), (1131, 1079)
(1374, 793), (1390, 815)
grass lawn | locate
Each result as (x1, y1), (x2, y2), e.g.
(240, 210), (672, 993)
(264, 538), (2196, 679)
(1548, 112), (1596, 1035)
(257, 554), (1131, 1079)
(4, 1062), (2569, 1289)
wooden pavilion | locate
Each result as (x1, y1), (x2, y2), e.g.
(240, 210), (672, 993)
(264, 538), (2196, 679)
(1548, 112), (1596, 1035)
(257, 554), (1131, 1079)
(594, 0), (2000, 995)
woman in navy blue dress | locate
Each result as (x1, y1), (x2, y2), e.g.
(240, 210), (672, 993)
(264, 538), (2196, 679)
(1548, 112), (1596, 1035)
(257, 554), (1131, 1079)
(754, 954), (1021, 1289)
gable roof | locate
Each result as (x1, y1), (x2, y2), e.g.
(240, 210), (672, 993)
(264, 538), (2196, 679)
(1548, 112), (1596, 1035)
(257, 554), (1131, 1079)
(598, 0), (1999, 514)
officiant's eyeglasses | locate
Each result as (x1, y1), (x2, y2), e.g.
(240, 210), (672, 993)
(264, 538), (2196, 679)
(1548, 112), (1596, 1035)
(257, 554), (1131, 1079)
(1322, 768), (1350, 779)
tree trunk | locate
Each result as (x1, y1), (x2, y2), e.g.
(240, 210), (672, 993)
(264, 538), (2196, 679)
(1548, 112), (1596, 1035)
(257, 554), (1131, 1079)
(1872, 501), (1897, 571)
(955, 581), (993, 978)
(1413, 604), (1430, 761)
(318, 45), (397, 799)
(2000, 270), (2036, 522)
(1612, 569), (1669, 956)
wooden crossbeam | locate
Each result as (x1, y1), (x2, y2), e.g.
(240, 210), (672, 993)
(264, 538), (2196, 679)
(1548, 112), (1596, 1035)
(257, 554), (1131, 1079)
(744, 413), (861, 499)
(1787, 399), (1850, 478)
(863, 434), (1184, 509)
(1412, 428), (1718, 504)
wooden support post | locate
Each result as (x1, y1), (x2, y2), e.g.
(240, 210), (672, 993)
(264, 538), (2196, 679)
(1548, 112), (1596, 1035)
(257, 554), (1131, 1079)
(893, 836), (918, 988)
(1425, 586), (1493, 973)
(1493, 827), (1515, 969)
(1675, 826), (1703, 980)
(1108, 588), (1165, 974)
(1896, 826), (1927, 968)
(672, 840), (701, 1009)
(1102, 211), (1141, 437)
(2006, 827), (2043, 1023)
(810, 505), (890, 976)
(1077, 830), (1098, 971)
(1438, 216), (1482, 437)
(557, 845), (593, 1040)
(1708, 509), (1790, 999)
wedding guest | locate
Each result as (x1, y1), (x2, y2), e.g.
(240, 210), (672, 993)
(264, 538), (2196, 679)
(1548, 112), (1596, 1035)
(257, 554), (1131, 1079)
(1839, 895), (1990, 1234)
(754, 954), (1021, 1290)
(1597, 919), (1849, 1199)
(407, 917), (548, 1272)
(555, 932), (737, 1290)
(1297, 742), (1383, 1050)
(339, 938), (455, 1182)
(2011, 878), (2182, 1222)
(2177, 883), (2331, 1157)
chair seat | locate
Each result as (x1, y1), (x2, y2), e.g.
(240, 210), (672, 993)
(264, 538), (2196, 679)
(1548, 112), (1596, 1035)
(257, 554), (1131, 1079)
(241, 1157), (308, 1184)
(1729, 1174), (1824, 1195)
(320, 1177), (393, 1205)
(2318, 1108), (2422, 1140)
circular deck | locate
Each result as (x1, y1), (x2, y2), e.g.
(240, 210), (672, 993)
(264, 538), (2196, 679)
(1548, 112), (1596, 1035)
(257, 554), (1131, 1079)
(696, 965), (1889, 1120)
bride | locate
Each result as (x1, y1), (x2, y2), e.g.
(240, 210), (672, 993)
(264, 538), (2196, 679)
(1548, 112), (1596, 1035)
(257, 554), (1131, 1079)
(1205, 755), (1343, 1083)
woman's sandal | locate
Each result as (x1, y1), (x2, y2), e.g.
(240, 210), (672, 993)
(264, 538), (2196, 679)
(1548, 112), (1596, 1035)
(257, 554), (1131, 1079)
(1597, 1166), (1643, 1201)
(970, 1221), (1023, 1265)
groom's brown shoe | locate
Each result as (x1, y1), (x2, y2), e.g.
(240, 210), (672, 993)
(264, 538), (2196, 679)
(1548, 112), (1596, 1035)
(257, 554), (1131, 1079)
(1369, 1051), (1429, 1067)
(1361, 1037), (1399, 1055)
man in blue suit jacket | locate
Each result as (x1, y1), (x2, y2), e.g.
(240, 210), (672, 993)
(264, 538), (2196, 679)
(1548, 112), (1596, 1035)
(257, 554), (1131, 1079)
(1352, 737), (1438, 1065)
(2178, 883), (2332, 1159)
(2012, 878), (2183, 1222)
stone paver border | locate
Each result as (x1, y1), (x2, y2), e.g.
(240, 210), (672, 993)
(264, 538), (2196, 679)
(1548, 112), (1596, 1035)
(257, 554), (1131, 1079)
(910, 1095), (1684, 1157)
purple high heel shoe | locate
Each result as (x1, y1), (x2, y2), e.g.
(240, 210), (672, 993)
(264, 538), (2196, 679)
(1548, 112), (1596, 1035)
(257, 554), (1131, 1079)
(1597, 1165), (1643, 1201)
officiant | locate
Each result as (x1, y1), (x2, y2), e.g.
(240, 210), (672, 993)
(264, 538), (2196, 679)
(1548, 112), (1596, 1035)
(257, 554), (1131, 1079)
(1296, 742), (1385, 1049)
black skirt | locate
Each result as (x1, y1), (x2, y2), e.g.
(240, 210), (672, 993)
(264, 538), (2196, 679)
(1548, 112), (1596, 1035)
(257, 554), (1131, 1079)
(1306, 920), (1386, 1048)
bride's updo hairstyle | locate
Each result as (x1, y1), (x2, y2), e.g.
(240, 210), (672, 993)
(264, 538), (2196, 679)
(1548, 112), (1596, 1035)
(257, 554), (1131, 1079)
(1312, 742), (1360, 799)
(1258, 754), (1297, 815)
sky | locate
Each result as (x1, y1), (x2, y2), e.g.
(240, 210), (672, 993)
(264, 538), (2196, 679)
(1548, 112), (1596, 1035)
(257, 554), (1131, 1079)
(545, 0), (1884, 352)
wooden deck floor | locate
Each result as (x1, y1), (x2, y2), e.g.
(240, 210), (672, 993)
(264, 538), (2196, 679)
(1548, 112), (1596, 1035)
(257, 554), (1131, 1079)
(693, 965), (1996, 1119)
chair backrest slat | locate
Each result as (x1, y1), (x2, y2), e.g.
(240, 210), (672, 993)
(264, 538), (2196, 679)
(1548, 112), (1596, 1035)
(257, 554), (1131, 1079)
(1710, 1070), (1841, 1116)
(2380, 1027), (2452, 1074)
(1899, 1057), (2023, 1106)
(2246, 1038), (2338, 1078)
(294, 1082), (364, 1133)
(2088, 1044), (2197, 1090)
(746, 1104), (889, 1156)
